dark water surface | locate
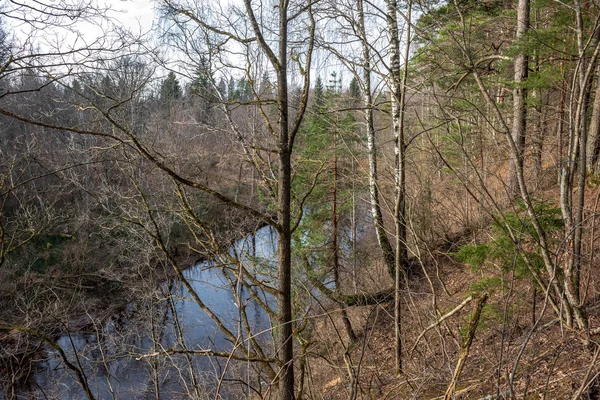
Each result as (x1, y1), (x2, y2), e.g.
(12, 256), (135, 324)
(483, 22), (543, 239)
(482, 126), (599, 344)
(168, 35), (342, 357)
(14, 226), (277, 399)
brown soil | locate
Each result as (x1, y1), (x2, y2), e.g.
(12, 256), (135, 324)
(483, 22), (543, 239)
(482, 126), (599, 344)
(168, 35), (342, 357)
(302, 186), (600, 399)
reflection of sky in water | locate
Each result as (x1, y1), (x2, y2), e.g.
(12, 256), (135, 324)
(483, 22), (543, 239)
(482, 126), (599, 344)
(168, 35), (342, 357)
(16, 226), (277, 400)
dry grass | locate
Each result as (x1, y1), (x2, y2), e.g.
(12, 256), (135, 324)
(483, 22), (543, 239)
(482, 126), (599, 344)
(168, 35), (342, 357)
(301, 186), (600, 399)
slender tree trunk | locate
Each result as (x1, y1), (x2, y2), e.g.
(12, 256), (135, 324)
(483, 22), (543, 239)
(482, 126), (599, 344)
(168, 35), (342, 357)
(508, 0), (530, 197)
(444, 293), (488, 400)
(587, 65), (600, 173)
(558, 73), (566, 185)
(276, 133), (295, 400)
(531, 48), (546, 180)
(275, 4), (295, 398)
(332, 128), (357, 342)
(387, 0), (408, 272)
(561, 1), (600, 330)
(276, 163), (294, 400)
(386, 0), (411, 374)
(357, 0), (396, 278)
(471, 68), (574, 329)
(242, 0), (315, 395)
(532, 94), (546, 181)
(351, 159), (358, 293)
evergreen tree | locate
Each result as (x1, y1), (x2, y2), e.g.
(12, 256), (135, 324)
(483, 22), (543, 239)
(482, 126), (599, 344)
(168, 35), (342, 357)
(0, 19), (10, 67)
(216, 77), (226, 100)
(227, 76), (237, 100)
(313, 76), (325, 110)
(326, 71), (341, 93)
(348, 76), (361, 101)
(160, 71), (182, 105)
(71, 78), (82, 94)
(237, 77), (252, 102)
(189, 57), (215, 101)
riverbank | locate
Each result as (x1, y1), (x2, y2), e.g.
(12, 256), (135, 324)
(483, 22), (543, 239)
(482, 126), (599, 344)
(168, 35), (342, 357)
(0, 220), (275, 399)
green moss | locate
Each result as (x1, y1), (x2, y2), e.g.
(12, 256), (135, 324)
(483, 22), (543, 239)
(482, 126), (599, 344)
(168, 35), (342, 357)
(459, 303), (506, 341)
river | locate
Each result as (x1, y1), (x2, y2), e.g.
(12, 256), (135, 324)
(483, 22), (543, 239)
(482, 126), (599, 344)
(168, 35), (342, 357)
(13, 226), (278, 400)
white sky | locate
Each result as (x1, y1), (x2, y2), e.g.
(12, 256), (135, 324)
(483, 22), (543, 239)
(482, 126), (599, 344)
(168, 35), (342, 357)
(102, 0), (157, 36)
(6, 0), (158, 49)
(4, 0), (410, 89)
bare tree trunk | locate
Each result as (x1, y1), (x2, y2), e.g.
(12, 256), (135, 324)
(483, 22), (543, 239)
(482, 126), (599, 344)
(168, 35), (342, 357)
(276, 132), (295, 400)
(532, 93), (546, 181)
(351, 159), (358, 293)
(276, 53), (296, 400)
(561, 1), (600, 330)
(531, 46), (546, 181)
(357, 0), (396, 279)
(332, 128), (357, 343)
(470, 66), (574, 329)
(508, 0), (529, 197)
(587, 65), (600, 173)
(558, 75), (566, 185)
(386, 0), (411, 374)
(444, 293), (488, 400)
(243, 0), (301, 396)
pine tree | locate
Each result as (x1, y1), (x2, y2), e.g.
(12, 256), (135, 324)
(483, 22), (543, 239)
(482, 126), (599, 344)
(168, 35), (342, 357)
(348, 76), (361, 101)
(160, 72), (182, 105)
(313, 76), (325, 109)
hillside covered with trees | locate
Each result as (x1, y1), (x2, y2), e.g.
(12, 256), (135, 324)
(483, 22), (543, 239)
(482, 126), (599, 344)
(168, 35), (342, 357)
(2, 0), (600, 398)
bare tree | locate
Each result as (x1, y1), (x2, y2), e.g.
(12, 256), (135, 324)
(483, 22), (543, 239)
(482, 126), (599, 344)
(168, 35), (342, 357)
(507, 0), (530, 197)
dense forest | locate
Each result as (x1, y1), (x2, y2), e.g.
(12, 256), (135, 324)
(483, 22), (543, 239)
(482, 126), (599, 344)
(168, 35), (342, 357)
(2, 0), (600, 398)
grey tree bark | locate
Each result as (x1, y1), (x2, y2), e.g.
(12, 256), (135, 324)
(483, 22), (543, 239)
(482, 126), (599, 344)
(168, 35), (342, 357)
(385, 0), (411, 374)
(357, 0), (396, 279)
(586, 66), (600, 173)
(507, 0), (529, 197)
(560, 0), (600, 330)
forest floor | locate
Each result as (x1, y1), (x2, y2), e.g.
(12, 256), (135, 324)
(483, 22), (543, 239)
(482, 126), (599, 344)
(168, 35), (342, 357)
(306, 185), (600, 399)
(4, 181), (600, 398)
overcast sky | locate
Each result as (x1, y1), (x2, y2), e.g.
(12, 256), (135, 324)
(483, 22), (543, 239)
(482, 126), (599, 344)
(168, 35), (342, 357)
(104, 0), (157, 35)
(6, 0), (158, 48)
(3, 0), (386, 87)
